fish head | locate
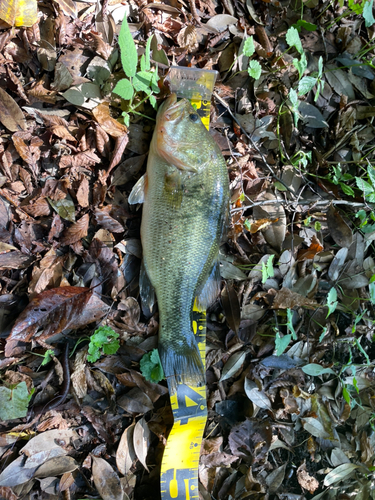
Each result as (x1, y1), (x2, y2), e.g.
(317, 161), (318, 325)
(152, 93), (212, 173)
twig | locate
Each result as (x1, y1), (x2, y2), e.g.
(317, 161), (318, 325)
(230, 198), (369, 214)
(213, 91), (297, 199)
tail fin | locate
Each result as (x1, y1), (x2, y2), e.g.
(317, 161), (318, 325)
(159, 338), (205, 393)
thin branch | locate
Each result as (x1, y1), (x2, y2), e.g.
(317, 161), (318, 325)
(230, 198), (369, 214)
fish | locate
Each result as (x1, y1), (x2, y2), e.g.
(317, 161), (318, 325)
(129, 93), (229, 391)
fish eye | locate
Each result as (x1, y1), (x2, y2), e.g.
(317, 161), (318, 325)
(189, 113), (199, 122)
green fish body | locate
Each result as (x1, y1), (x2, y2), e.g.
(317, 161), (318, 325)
(129, 93), (229, 390)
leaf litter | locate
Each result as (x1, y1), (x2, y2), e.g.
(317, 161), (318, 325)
(0, 0), (375, 499)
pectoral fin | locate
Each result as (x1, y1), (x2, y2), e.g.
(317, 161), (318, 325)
(128, 174), (147, 204)
(162, 170), (183, 209)
(196, 261), (221, 310)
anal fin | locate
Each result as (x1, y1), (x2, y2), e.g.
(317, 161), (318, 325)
(139, 260), (156, 317)
(196, 261), (221, 310)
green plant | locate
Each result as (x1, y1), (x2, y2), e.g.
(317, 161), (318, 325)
(40, 349), (55, 366)
(87, 326), (120, 363)
(140, 349), (164, 383)
(242, 36), (262, 80)
(326, 287), (338, 317)
(274, 308), (298, 356)
(261, 255), (274, 284)
(327, 164), (356, 197)
(355, 164), (375, 203)
(113, 16), (160, 125)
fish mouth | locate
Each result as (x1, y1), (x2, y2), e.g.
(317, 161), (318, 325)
(161, 93), (187, 122)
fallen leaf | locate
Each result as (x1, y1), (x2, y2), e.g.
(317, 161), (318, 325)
(116, 423), (136, 475)
(327, 205), (353, 248)
(253, 191), (286, 249)
(297, 461), (319, 494)
(92, 456), (123, 500)
(220, 351), (246, 382)
(271, 288), (318, 309)
(0, 88), (27, 132)
(221, 283), (241, 334)
(5, 286), (93, 356)
(0, 0), (37, 28)
(92, 103), (128, 138)
(133, 417), (150, 472)
(297, 234), (323, 261)
(61, 213), (90, 245)
(106, 134), (129, 178)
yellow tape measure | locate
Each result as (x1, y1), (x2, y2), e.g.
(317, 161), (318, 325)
(160, 302), (207, 500)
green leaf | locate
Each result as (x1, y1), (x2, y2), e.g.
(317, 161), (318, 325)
(356, 177), (374, 196)
(293, 19), (317, 32)
(118, 15), (138, 78)
(286, 26), (303, 55)
(326, 287), (338, 317)
(133, 71), (153, 93)
(122, 112), (130, 127)
(363, 0), (375, 26)
(243, 36), (255, 57)
(140, 349), (165, 383)
(367, 165), (375, 187)
(293, 52), (307, 79)
(275, 332), (292, 356)
(369, 282), (375, 305)
(87, 326), (120, 363)
(48, 193), (76, 222)
(298, 76), (317, 95)
(302, 363), (335, 376)
(113, 78), (134, 101)
(150, 69), (160, 93)
(286, 308), (297, 339)
(340, 183), (355, 197)
(144, 36), (153, 71)
(0, 382), (30, 420)
(262, 255), (274, 283)
(149, 94), (157, 109)
(342, 385), (351, 405)
(289, 88), (299, 109)
(248, 60), (262, 79)
(348, 0), (364, 14)
(318, 56), (323, 78)
(41, 349), (55, 366)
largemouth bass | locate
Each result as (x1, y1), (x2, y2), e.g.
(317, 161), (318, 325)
(129, 93), (229, 391)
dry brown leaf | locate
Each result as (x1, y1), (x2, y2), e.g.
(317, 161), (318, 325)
(22, 197), (51, 217)
(0, 88), (27, 132)
(51, 125), (76, 142)
(116, 424), (137, 476)
(296, 461), (319, 494)
(95, 124), (111, 157)
(94, 208), (124, 233)
(133, 417), (151, 472)
(92, 103), (128, 138)
(253, 191), (286, 249)
(59, 149), (101, 169)
(327, 205), (353, 248)
(271, 288), (318, 309)
(71, 347), (88, 399)
(297, 234), (324, 261)
(61, 213), (89, 245)
(92, 457), (123, 500)
(105, 134), (129, 178)
(28, 248), (64, 296)
(76, 176), (90, 207)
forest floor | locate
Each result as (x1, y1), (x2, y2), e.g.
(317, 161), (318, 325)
(1, 0), (375, 499)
